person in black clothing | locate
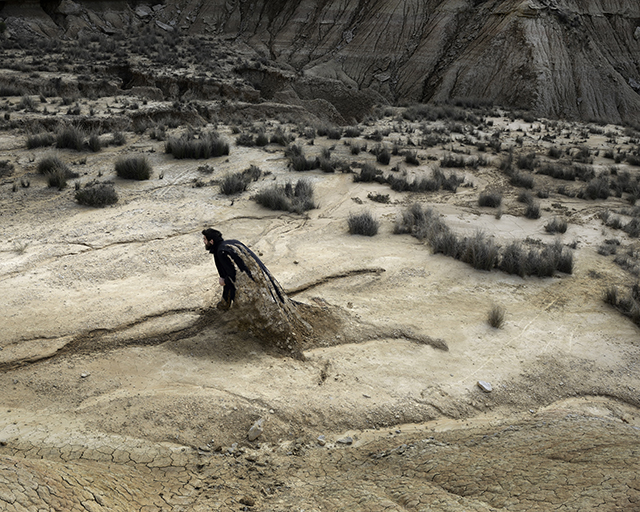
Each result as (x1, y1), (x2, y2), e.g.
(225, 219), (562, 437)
(202, 228), (284, 310)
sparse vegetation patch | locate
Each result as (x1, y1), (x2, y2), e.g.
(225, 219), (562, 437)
(27, 132), (55, 149)
(165, 131), (229, 159)
(252, 179), (315, 214)
(220, 165), (262, 195)
(395, 204), (573, 276)
(75, 182), (118, 207)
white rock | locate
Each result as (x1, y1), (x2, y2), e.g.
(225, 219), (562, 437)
(247, 418), (264, 441)
(477, 380), (492, 392)
(155, 20), (174, 32)
(135, 5), (153, 18)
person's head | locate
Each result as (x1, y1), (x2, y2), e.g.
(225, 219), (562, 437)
(202, 228), (223, 247)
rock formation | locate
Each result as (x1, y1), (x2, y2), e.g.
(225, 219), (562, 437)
(1, 0), (639, 122)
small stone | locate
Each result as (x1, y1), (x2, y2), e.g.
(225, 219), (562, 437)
(135, 5), (153, 17)
(395, 429), (401, 434)
(336, 436), (353, 445)
(239, 496), (255, 507)
(362, 394), (371, 398)
(317, 435), (326, 446)
(198, 445), (211, 452)
(248, 418), (264, 441)
(80, 373), (90, 378)
(477, 380), (492, 392)
(155, 19), (174, 32)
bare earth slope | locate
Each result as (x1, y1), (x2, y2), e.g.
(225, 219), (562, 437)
(2, 0), (640, 122)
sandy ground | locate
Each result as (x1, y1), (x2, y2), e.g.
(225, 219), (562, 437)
(1, 104), (640, 511)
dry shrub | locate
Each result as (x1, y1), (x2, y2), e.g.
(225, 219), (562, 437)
(75, 183), (118, 207)
(115, 156), (152, 180)
(348, 211), (379, 236)
(488, 304), (506, 328)
(252, 179), (315, 214)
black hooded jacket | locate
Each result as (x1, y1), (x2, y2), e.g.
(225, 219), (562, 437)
(208, 238), (254, 301)
(204, 229), (284, 303)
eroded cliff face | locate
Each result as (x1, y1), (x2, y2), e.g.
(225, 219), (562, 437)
(2, 0), (640, 122)
(168, 0), (640, 122)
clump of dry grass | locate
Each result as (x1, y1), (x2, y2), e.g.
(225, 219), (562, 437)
(604, 283), (640, 327)
(115, 156), (152, 180)
(252, 179), (315, 214)
(348, 211), (379, 236)
(487, 304), (506, 328)
(165, 131), (229, 159)
(75, 182), (118, 207)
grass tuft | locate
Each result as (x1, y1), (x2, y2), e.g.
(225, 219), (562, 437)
(0, 160), (15, 178)
(604, 283), (640, 328)
(252, 178), (315, 214)
(75, 183), (118, 207)
(27, 132), (55, 149)
(220, 165), (262, 195)
(487, 304), (506, 328)
(56, 126), (85, 151)
(37, 155), (78, 189)
(545, 217), (568, 234)
(165, 131), (229, 159)
(354, 163), (383, 183)
(348, 211), (379, 236)
(115, 156), (152, 180)
(478, 190), (502, 208)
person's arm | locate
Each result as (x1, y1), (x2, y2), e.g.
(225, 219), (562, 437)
(216, 249), (237, 286)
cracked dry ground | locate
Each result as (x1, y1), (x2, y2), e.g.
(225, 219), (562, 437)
(1, 405), (639, 511)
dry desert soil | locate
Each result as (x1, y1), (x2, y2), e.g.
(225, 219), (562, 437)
(1, 92), (640, 511)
